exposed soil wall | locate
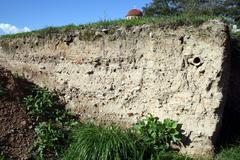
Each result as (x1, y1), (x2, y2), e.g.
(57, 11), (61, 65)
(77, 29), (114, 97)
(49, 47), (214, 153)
(0, 20), (230, 155)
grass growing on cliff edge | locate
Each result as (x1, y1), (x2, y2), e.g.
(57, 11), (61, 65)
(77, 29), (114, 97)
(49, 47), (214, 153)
(216, 146), (240, 160)
(0, 14), (219, 40)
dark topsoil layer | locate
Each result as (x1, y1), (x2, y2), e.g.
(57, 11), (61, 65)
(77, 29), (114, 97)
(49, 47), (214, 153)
(0, 67), (35, 159)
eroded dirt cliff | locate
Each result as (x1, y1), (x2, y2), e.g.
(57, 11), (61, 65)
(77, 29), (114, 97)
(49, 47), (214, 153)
(0, 19), (230, 155)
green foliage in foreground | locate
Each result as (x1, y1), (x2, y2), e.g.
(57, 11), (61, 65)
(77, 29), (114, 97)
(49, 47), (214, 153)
(64, 123), (140, 160)
(0, 14), (219, 40)
(133, 114), (182, 158)
(22, 87), (79, 159)
(32, 122), (67, 159)
(64, 115), (183, 160)
(23, 87), (57, 120)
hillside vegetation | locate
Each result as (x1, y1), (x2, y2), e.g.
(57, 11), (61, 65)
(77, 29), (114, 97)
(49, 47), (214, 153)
(0, 15), (219, 40)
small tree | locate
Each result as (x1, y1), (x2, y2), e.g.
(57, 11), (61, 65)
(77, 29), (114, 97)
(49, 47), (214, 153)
(142, 0), (240, 18)
(222, 0), (240, 19)
(142, 0), (178, 16)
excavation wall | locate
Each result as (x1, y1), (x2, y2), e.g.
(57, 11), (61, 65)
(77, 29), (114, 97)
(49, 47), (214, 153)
(0, 20), (230, 155)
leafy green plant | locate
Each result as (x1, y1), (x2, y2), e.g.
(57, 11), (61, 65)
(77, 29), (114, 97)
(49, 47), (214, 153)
(22, 86), (79, 159)
(22, 87), (74, 123)
(64, 123), (141, 160)
(23, 87), (56, 120)
(32, 122), (66, 159)
(133, 114), (182, 154)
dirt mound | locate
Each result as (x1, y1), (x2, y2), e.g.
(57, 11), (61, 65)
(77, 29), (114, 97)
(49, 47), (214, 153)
(0, 67), (35, 159)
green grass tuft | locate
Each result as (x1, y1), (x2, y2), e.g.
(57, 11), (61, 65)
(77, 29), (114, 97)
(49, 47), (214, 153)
(0, 14), (220, 40)
(63, 123), (141, 160)
(152, 151), (193, 160)
(216, 146), (240, 160)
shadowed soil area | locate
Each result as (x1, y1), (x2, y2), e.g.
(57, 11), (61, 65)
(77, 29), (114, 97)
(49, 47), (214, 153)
(0, 67), (35, 159)
(218, 38), (240, 148)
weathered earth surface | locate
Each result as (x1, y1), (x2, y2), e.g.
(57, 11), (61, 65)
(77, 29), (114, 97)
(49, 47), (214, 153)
(0, 67), (35, 159)
(0, 20), (230, 155)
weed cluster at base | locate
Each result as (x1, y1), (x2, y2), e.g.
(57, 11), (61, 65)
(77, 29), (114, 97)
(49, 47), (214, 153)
(22, 87), (79, 159)
(64, 114), (183, 160)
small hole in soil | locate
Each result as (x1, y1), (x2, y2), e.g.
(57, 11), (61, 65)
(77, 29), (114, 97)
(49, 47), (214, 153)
(193, 57), (201, 64)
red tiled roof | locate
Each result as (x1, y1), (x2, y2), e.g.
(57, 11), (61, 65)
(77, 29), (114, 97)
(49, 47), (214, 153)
(126, 9), (143, 17)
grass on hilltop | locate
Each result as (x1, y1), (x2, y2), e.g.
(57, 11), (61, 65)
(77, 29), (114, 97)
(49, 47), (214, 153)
(0, 14), (219, 40)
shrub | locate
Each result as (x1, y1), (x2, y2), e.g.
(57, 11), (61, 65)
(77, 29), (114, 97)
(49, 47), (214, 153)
(64, 123), (141, 160)
(22, 87), (76, 124)
(22, 87), (79, 159)
(32, 122), (67, 159)
(133, 114), (182, 155)
(23, 87), (57, 121)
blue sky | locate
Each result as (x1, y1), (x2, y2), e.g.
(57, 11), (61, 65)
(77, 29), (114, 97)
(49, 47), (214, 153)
(0, 0), (151, 35)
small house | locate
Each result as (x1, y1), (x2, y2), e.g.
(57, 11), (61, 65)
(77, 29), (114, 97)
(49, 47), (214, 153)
(126, 9), (143, 20)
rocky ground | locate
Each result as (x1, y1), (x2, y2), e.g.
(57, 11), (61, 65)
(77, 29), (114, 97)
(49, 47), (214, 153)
(0, 67), (35, 159)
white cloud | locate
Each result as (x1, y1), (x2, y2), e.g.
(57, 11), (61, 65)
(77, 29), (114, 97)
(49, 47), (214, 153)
(0, 23), (31, 34)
